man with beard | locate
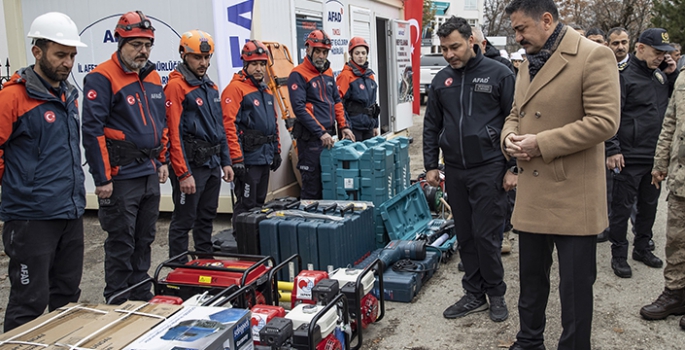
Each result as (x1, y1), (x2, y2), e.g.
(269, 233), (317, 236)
(606, 28), (677, 278)
(502, 0), (620, 348)
(608, 27), (631, 70)
(165, 30), (234, 261)
(82, 10), (169, 304)
(221, 40), (281, 223)
(288, 30), (354, 199)
(0, 12), (87, 331)
(423, 16), (515, 323)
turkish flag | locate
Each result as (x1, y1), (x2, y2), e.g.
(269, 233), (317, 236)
(404, 0), (422, 114)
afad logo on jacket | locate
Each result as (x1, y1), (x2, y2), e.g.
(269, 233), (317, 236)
(196, 97), (204, 106)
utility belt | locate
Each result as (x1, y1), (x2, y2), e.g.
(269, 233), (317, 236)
(241, 129), (277, 153)
(106, 139), (163, 167)
(345, 101), (381, 118)
(183, 136), (221, 166)
(291, 119), (333, 142)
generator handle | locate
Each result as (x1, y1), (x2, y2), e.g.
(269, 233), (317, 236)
(267, 254), (302, 305)
(240, 255), (277, 287)
(349, 258), (384, 350)
(309, 293), (350, 350)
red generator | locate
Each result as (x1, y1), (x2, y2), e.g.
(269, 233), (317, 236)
(154, 251), (275, 303)
(291, 270), (329, 308)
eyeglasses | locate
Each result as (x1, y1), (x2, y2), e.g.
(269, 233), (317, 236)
(128, 41), (154, 51)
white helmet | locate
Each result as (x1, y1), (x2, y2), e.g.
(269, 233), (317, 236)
(27, 12), (87, 48)
(510, 52), (523, 61)
(499, 49), (509, 59)
(517, 48), (526, 55)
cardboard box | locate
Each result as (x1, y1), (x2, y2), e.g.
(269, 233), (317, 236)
(0, 301), (182, 349)
(124, 306), (253, 350)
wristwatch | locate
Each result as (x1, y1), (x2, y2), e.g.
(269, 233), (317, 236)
(508, 166), (519, 175)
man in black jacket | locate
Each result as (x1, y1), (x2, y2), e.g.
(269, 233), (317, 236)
(606, 28), (678, 278)
(423, 16), (516, 323)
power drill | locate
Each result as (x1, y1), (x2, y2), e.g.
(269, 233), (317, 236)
(378, 240), (426, 270)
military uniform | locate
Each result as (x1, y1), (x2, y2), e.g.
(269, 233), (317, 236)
(653, 70), (685, 291)
(640, 67), (685, 330)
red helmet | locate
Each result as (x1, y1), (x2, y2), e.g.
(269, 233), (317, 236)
(305, 30), (332, 49)
(115, 11), (155, 39)
(348, 37), (369, 53)
(241, 40), (269, 62)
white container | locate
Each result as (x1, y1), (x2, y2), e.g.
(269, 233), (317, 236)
(285, 303), (337, 339)
(329, 268), (375, 295)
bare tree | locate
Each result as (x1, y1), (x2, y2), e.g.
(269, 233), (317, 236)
(483, 0), (653, 52)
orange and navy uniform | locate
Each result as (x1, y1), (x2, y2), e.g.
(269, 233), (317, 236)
(287, 56), (348, 137)
(0, 67), (85, 221)
(164, 63), (231, 180)
(221, 70), (280, 166)
(336, 61), (378, 131)
(82, 52), (168, 186)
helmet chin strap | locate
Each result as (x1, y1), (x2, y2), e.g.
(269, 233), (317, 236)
(242, 66), (265, 88)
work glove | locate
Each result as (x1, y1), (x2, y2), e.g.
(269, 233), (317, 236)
(271, 153), (282, 171)
(232, 162), (246, 179)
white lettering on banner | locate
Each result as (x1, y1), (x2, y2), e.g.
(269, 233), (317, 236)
(212, 0), (255, 89)
(323, 0), (349, 78)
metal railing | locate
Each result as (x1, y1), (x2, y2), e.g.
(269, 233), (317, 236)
(0, 58), (11, 89)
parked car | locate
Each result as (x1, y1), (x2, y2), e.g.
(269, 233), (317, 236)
(420, 53), (447, 105)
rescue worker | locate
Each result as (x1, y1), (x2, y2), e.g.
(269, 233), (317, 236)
(0, 12), (86, 331)
(165, 30), (234, 261)
(424, 16), (515, 323)
(641, 65), (685, 331)
(82, 10), (169, 304)
(606, 28), (677, 278)
(288, 29), (355, 199)
(336, 36), (380, 141)
(221, 40), (281, 221)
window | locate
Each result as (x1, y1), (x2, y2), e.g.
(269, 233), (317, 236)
(465, 0), (477, 11)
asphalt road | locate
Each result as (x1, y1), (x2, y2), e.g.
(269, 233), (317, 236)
(0, 109), (682, 349)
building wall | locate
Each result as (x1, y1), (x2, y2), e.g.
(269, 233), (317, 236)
(421, 0), (483, 54)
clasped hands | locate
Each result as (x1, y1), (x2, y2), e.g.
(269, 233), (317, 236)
(504, 133), (540, 161)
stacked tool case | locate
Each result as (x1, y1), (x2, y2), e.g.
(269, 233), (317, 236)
(256, 200), (376, 280)
(320, 136), (411, 248)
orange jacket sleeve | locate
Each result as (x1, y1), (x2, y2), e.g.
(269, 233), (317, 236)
(221, 83), (244, 163)
(164, 80), (192, 180)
